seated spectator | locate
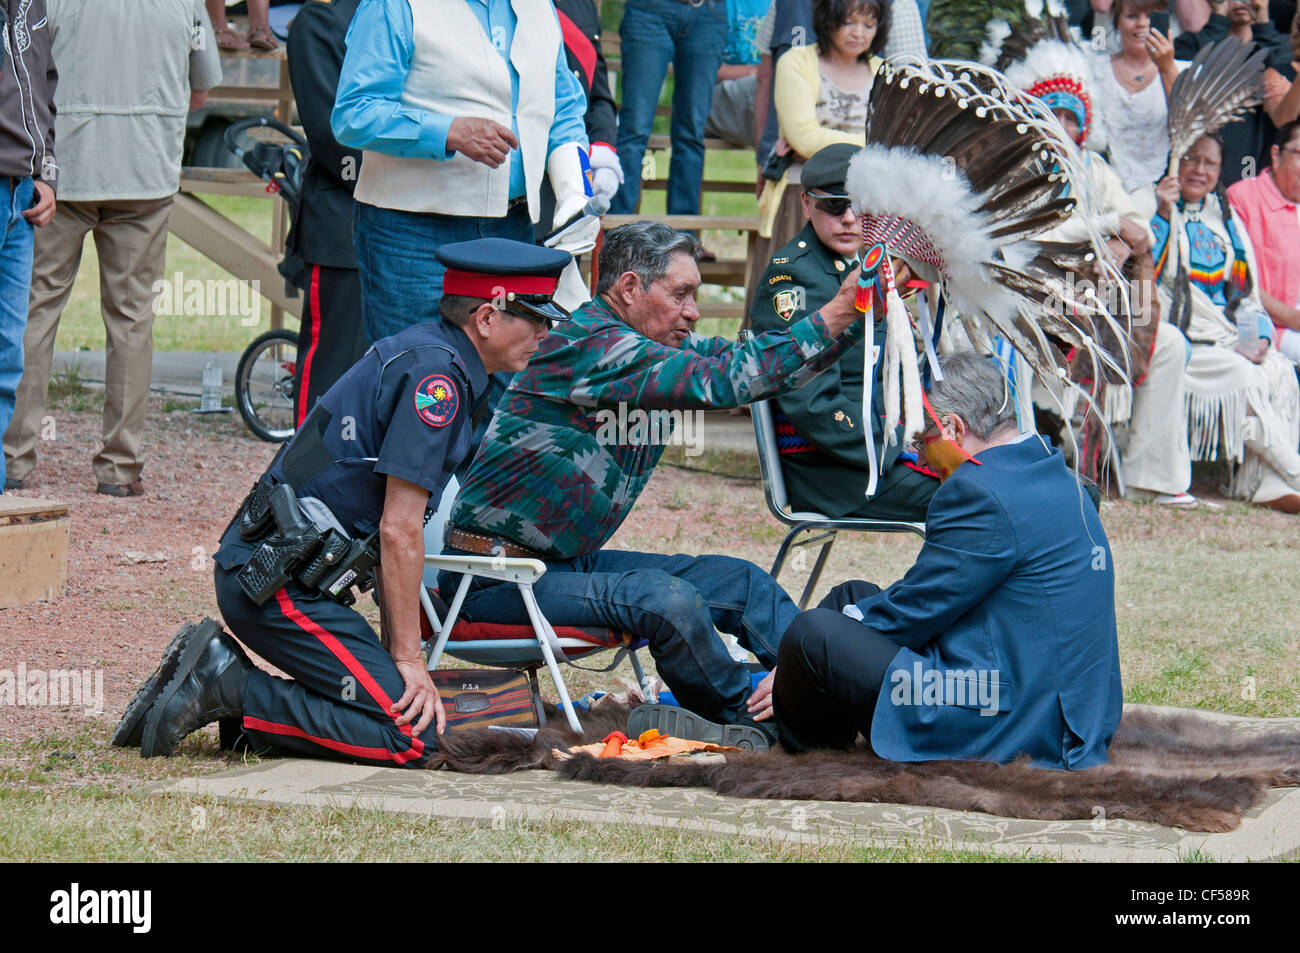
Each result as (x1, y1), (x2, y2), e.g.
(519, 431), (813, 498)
(758, 0), (888, 309)
(1016, 45), (1196, 504)
(206, 0), (277, 50)
(1074, 0), (1203, 53)
(1089, 0), (1180, 195)
(765, 352), (1122, 769)
(1173, 0), (1297, 186)
(881, 0), (926, 57)
(1144, 133), (1300, 511)
(1228, 119), (1300, 364)
(747, 0), (815, 319)
(749, 144), (939, 522)
(704, 0), (771, 149)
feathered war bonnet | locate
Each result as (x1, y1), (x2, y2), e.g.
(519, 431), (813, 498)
(998, 40), (1094, 146)
(981, 1), (1094, 145)
(844, 55), (1132, 459)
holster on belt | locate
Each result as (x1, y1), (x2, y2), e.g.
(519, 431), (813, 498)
(236, 482), (378, 607)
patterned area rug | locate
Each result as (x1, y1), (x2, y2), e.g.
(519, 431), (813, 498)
(147, 705), (1300, 861)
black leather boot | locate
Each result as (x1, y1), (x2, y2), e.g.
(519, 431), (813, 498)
(112, 618), (222, 748)
(141, 627), (253, 758)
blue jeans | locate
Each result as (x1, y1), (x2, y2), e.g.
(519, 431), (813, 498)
(444, 549), (798, 723)
(611, 0), (728, 215)
(352, 201), (533, 343)
(0, 177), (35, 491)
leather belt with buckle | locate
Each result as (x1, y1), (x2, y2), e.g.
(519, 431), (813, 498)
(445, 526), (545, 560)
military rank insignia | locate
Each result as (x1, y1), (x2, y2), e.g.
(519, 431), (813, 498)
(415, 374), (459, 427)
(773, 290), (798, 321)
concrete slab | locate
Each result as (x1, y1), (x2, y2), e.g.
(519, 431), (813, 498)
(147, 705), (1300, 861)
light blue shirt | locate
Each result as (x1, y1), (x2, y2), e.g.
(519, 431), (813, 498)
(331, 0), (589, 200)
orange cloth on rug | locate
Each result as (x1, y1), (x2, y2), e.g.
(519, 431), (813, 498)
(565, 730), (735, 761)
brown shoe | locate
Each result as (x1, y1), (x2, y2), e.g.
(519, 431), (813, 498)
(1260, 493), (1300, 514)
(97, 479), (144, 497)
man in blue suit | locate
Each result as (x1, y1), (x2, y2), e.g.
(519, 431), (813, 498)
(765, 351), (1123, 770)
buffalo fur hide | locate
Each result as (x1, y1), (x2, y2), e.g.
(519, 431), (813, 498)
(426, 702), (1300, 833)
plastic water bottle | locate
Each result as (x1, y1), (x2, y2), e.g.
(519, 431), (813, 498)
(1236, 301), (1264, 350)
(195, 359), (230, 414)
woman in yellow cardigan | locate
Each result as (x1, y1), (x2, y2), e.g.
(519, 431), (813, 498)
(748, 0), (888, 321)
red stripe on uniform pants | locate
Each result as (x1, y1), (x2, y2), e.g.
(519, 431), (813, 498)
(297, 265), (322, 429)
(242, 716), (420, 763)
(273, 588), (426, 764)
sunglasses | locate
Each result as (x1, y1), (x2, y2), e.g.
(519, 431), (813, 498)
(810, 195), (854, 217)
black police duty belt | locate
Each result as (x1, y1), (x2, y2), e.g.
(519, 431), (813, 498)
(233, 404), (378, 608)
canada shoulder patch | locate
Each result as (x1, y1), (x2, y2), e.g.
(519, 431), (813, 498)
(772, 289), (798, 321)
(414, 374), (459, 427)
(768, 273), (794, 285)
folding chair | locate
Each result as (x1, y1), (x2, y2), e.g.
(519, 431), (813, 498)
(751, 399), (926, 609)
(417, 479), (651, 733)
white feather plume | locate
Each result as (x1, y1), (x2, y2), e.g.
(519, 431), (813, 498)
(979, 19), (1013, 67)
(845, 144), (1005, 323)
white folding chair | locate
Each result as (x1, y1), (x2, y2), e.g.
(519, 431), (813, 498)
(418, 480), (651, 733)
(751, 398), (925, 609)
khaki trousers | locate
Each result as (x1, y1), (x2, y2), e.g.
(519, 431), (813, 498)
(3, 197), (172, 486)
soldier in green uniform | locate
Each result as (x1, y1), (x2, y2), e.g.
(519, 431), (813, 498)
(749, 144), (940, 522)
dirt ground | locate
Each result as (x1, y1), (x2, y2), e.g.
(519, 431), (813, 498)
(1, 399), (277, 742)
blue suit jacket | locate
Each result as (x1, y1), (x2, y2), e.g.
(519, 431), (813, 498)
(855, 436), (1122, 770)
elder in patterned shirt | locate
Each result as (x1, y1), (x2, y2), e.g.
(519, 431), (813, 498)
(443, 221), (870, 746)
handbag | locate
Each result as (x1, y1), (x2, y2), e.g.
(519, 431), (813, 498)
(430, 668), (542, 732)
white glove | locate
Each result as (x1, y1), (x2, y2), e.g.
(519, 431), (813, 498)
(547, 141), (592, 228)
(552, 260), (592, 313)
(544, 211), (600, 256)
(588, 143), (623, 203)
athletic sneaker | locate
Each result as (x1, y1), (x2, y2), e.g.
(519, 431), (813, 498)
(626, 704), (773, 751)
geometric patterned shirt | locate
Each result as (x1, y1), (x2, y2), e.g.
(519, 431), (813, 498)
(450, 293), (865, 559)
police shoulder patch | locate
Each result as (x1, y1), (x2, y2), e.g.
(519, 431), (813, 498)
(768, 273), (794, 285)
(414, 374), (459, 427)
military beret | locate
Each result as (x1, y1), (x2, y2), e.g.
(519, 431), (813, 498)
(801, 143), (862, 197)
(435, 238), (574, 323)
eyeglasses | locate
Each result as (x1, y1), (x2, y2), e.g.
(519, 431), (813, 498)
(809, 194), (854, 217)
(502, 307), (554, 330)
(1179, 155), (1221, 171)
(1279, 146), (1300, 159)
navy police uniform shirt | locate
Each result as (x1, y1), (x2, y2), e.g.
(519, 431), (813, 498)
(215, 320), (490, 570)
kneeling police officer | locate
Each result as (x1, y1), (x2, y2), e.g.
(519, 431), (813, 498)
(116, 239), (572, 765)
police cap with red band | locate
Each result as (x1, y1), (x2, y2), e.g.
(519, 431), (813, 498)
(435, 238), (574, 324)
